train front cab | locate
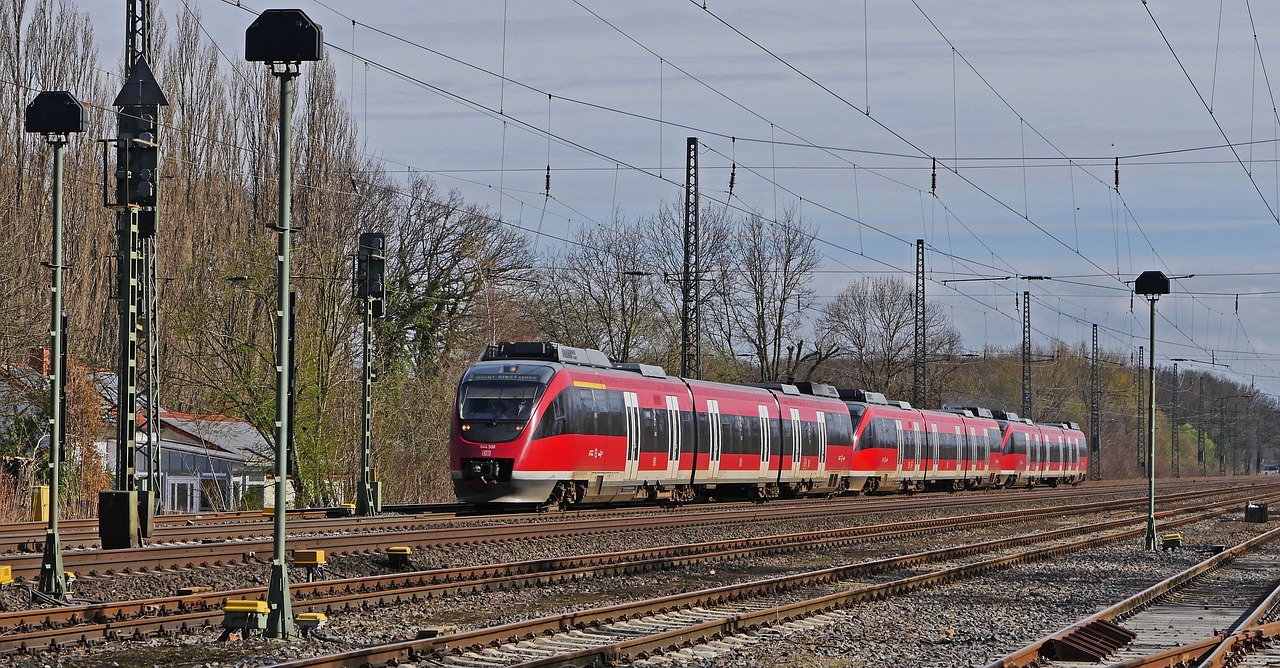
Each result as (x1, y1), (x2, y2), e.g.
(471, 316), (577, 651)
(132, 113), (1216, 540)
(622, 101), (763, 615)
(993, 415), (1086, 488)
(451, 358), (565, 505)
(843, 390), (919, 493)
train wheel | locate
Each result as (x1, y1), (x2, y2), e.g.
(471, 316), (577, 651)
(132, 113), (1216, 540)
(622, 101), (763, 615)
(862, 478), (880, 494)
(950, 479), (965, 492)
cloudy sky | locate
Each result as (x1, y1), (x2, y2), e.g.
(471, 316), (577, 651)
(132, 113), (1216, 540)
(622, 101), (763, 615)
(80, 1), (1280, 395)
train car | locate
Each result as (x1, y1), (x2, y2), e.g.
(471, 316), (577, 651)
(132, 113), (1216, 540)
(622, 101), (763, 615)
(451, 342), (856, 508)
(989, 410), (1087, 487)
(841, 392), (997, 493)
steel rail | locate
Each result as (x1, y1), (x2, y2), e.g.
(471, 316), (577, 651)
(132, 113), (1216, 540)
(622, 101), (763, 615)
(1102, 568), (1280, 667)
(985, 523), (1280, 667)
(0, 477), (1228, 553)
(5, 484), (1236, 582)
(268, 496), (1270, 667)
(0, 490), (1250, 656)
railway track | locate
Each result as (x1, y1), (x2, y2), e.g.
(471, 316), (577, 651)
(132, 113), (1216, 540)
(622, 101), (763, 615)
(987, 516), (1280, 667)
(266, 492), (1280, 667)
(1, 487), (1267, 662)
(0, 482), (1260, 582)
(0, 478), (1231, 555)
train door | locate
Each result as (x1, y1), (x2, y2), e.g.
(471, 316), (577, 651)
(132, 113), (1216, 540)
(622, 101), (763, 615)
(665, 395), (681, 479)
(894, 419), (905, 473)
(789, 408), (802, 477)
(929, 423), (940, 473)
(623, 392), (640, 478)
(964, 426), (975, 479)
(707, 399), (722, 477)
(1031, 433), (1042, 476)
(910, 421), (923, 473)
(816, 411), (829, 476)
(757, 405), (772, 474)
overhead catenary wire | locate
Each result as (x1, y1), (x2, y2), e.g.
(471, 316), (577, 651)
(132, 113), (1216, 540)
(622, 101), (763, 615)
(185, 0), (1280, 391)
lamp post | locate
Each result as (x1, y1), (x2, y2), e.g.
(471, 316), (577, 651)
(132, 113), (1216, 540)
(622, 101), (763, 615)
(245, 8), (324, 641)
(26, 90), (87, 599)
(1134, 270), (1169, 551)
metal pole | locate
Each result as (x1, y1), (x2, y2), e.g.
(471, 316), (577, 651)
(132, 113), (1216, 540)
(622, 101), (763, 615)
(913, 239), (926, 408)
(266, 69), (297, 640)
(357, 296), (374, 516)
(1021, 291), (1031, 418)
(1144, 297), (1157, 551)
(1091, 324), (1101, 481)
(1172, 363), (1179, 478)
(1137, 346), (1144, 468)
(681, 137), (700, 379)
(38, 137), (68, 598)
(1198, 375), (1205, 475)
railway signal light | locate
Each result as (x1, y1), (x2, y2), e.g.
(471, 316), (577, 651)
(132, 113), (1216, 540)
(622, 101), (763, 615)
(245, 9), (324, 64)
(24, 91), (88, 135)
(355, 231), (386, 304)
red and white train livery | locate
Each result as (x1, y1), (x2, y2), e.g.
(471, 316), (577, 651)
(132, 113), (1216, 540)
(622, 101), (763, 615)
(451, 342), (1087, 508)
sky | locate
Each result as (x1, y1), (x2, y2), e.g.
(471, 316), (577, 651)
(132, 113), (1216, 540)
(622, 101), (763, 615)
(76, 1), (1280, 397)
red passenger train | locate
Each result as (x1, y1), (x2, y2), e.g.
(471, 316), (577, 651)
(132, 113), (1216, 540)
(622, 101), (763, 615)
(451, 342), (1087, 508)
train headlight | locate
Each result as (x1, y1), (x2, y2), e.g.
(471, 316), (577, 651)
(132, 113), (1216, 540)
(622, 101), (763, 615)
(461, 423), (471, 431)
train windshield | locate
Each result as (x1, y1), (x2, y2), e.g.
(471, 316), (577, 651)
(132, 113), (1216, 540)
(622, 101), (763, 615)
(458, 362), (556, 422)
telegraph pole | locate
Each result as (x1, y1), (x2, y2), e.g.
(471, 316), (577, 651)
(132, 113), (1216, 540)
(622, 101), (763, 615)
(1137, 345), (1144, 469)
(128, 0), (164, 535)
(1198, 375), (1206, 475)
(1134, 271), (1168, 551)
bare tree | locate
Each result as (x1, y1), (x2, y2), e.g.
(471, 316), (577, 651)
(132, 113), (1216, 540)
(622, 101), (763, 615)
(528, 213), (667, 363)
(816, 275), (962, 401)
(637, 201), (736, 371)
(380, 174), (532, 372)
(713, 205), (820, 381)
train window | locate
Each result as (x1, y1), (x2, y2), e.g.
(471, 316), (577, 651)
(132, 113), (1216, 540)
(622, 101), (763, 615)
(681, 410), (695, 453)
(639, 408), (658, 453)
(1012, 431), (1029, 455)
(458, 382), (542, 422)
(570, 388), (594, 434)
(801, 420), (819, 457)
(828, 412), (852, 446)
(720, 414), (737, 455)
(534, 390), (571, 439)
(605, 390), (625, 437)
(861, 417), (894, 451)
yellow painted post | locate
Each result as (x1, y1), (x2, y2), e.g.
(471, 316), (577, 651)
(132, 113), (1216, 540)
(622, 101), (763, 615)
(31, 485), (49, 522)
